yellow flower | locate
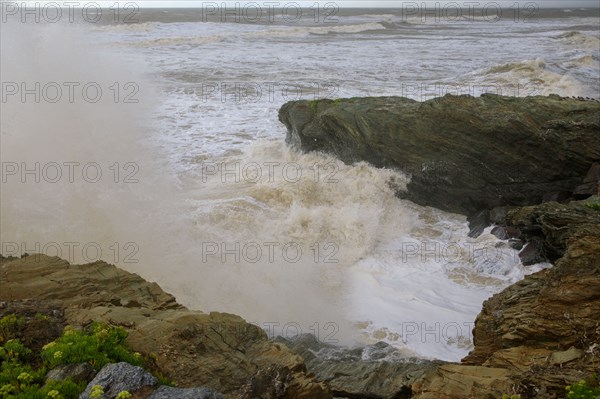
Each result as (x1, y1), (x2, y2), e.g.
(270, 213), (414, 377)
(42, 342), (56, 350)
(90, 385), (104, 399)
(17, 372), (32, 383)
(53, 351), (63, 359)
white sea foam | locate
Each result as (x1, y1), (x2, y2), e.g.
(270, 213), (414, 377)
(475, 58), (586, 97)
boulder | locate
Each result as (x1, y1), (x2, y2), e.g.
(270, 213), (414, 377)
(79, 362), (157, 399)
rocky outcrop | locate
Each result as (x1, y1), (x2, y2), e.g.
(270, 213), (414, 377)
(413, 197), (600, 398)
(0, 255), (331, 399)
(279, 95), (600, 222)
(278, 334), (442, 399)
(465, 197), (600, 363)
(79, 362), (158, 399)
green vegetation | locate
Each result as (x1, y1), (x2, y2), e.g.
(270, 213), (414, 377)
(585, 203), (600, 211)
(0, 314), (160, 399)
(0, 315), (25, 344)
(501, 375), (600, 399)
(310, 99), (319, 111)
(40, 324), (144, 371)
(565, 375), (600, 399)
(0, 338), (85, 399)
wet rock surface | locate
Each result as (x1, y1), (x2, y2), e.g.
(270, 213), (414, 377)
(279, 94), (600, 228)
(277, 334), (442, 399)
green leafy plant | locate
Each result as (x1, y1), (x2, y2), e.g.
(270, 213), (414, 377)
(40, 324), (144, 371)
(0, 321), (154, 399)
(1, 340), (32, 363)
(565, 375), (600, 399)
(0, 316), (25, 344)
(0, 337), (85, 399)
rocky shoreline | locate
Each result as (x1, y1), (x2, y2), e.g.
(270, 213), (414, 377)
(277, 94), (599, 398)
(279, 94), (600, 235)
(2, 94), (599, 398)
(0, 255), (330, 399)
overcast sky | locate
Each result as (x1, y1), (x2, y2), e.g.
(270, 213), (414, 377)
(130, 1), (600, 8)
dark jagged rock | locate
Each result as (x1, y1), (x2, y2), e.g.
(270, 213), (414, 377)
(506, 196), (600, 263)
(517, 237), (546, 266)
(489, 206), (515, 225)
(490, 226), (521, 240)
(279, 95), (600, 226)
(573, 162), (600, 199)
(467, 210), (490, 238)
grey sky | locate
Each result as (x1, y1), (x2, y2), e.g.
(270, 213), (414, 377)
(135, 1), (600, 8)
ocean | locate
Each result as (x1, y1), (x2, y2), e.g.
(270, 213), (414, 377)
(1, 4), (598, 361)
